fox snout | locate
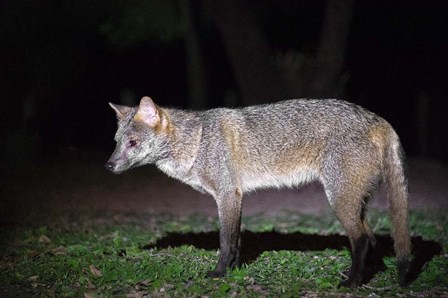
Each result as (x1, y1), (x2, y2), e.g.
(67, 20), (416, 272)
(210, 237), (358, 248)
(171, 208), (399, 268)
(105, 159), (126, 174)
(105, 152), (124, 173)
(105, 151), (132, 174)
(105, 146), (128, 174)
(105, 161), (116, 172)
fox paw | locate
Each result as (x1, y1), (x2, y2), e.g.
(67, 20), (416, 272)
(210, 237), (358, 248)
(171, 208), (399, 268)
(206, 270), (226, 278)
(398, 259), (411, 287)
(338, 276), (362, 289)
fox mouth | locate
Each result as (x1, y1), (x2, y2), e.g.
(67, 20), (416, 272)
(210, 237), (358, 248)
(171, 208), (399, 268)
(111, 168), (126, 174)
(113, 164), (135, 174)
(113, 162), (141, 174)
(105, 161), (131, 174)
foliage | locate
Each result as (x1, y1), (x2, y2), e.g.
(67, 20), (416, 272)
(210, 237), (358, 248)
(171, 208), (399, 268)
(1, 210), (447, 297)
(100, 1), (184, 47)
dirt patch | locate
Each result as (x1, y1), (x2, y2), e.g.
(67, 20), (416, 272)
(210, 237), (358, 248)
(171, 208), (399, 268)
(1, 149), (447, 224)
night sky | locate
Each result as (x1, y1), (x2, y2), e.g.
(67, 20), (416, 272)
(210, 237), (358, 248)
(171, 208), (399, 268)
(1, 0), (447, 170)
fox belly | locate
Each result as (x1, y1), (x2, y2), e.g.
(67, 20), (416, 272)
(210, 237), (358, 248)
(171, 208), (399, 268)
(241, 167), (320, 192)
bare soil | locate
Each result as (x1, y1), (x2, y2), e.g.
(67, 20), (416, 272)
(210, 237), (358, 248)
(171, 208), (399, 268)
(1, 149), (447, 223)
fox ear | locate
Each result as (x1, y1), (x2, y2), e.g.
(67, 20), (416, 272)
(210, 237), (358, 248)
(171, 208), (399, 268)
(109, 103), (131, 119)
(134, 96), (160, 127)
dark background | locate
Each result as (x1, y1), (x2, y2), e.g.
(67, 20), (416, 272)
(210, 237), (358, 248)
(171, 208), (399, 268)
(1, 0), (448, 174)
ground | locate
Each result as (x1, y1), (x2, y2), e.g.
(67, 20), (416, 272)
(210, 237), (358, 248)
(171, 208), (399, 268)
(1, 148), (447, 223)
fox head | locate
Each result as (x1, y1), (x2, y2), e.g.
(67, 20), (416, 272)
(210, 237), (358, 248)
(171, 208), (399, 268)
(105, 96), (170, 174)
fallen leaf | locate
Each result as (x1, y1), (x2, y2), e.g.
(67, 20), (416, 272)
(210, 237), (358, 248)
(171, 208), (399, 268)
(28, 275), (39, 282)
(126, 291), (148, 298)
(38, 235), (51, 243)
(89, 264), (102, 277)
(135, 279), (151, 290)
(84, 292), (101, 298)
(51, 246), (67, 256)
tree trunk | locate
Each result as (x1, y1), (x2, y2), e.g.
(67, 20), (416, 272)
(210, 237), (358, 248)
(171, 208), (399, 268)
(308, 0), (354, 97)
(204, 0), (292, 105)
(206, 0), (354, 103)
(180, 0), (208, 108)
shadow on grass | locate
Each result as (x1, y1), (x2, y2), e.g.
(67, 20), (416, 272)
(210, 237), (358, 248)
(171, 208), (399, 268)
(143, 231), (441, 285)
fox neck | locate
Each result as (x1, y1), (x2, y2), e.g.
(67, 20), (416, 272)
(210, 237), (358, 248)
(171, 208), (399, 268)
(155, 109), (203, 179)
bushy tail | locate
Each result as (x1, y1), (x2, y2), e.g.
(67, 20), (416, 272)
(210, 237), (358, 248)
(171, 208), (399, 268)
(383, 127), (412, 285)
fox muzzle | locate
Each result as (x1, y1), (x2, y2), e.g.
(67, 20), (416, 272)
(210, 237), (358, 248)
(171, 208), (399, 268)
(105, 161), (116, 172)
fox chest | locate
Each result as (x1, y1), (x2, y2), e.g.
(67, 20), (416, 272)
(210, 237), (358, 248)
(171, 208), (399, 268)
(156, 159), (207, 192)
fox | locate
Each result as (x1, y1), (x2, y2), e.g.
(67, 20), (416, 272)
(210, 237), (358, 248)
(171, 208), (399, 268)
(105, 96), (411, 288)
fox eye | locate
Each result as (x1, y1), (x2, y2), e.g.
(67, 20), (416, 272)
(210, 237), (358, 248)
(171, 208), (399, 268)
(128, 140), (138, 147)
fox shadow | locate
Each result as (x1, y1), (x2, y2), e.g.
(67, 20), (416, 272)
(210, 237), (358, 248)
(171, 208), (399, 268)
(143, 231), (441, 285)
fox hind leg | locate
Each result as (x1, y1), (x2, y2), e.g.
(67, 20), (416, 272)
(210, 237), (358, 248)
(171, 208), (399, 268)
(361, 196), (376, 247)
(332, 194), (373, 288)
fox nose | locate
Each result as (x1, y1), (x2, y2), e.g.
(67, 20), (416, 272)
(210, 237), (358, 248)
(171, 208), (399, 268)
(105, 162), (115, 172)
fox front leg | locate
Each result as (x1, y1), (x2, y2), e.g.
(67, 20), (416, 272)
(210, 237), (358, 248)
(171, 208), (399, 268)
(207, 190), (243, 278)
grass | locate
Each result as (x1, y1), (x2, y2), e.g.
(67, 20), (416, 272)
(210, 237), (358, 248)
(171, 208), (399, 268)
(1, 210), (447, 297)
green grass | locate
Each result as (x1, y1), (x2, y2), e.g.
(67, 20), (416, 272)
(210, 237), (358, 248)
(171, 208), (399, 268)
(1, 210), (447, 297)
